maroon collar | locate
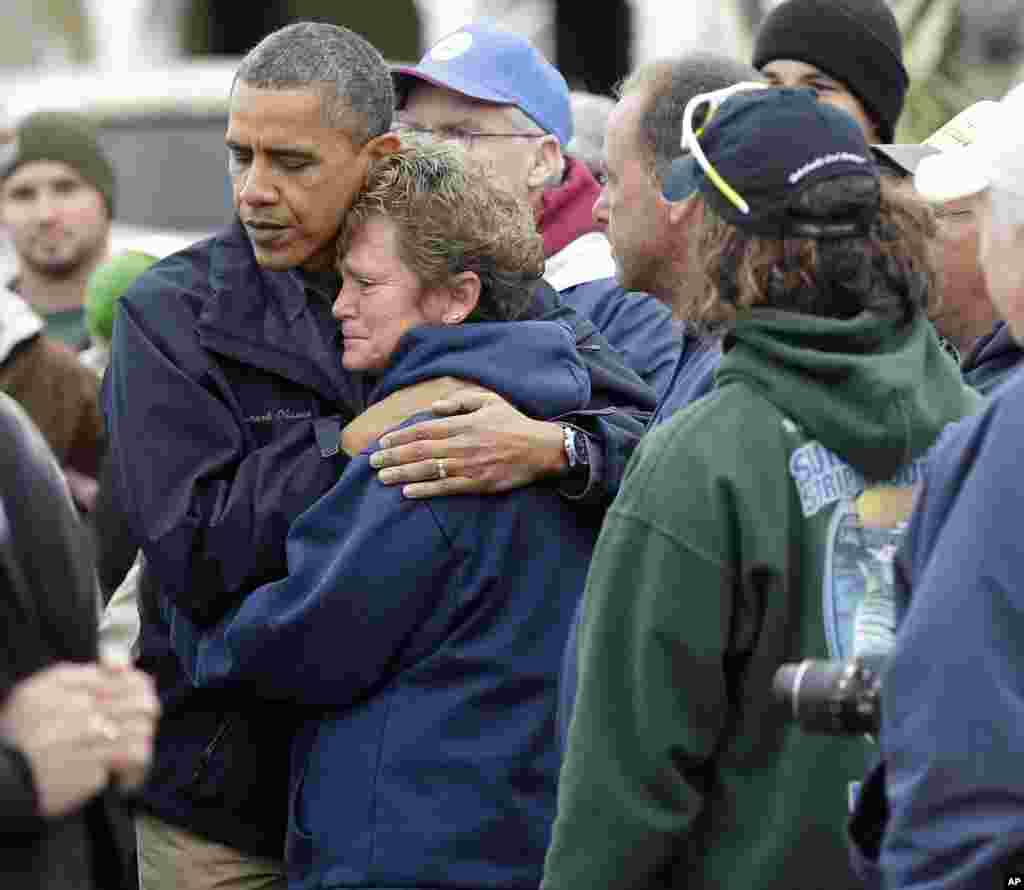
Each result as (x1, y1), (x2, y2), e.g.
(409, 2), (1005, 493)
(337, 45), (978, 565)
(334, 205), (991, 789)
(538, 157), (603, 258)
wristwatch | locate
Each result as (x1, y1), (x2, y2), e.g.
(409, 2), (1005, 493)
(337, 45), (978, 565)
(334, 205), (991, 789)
(561, 424), (590, 473)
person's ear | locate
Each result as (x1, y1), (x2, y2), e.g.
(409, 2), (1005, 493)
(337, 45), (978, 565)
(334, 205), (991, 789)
(440, 271), (481, 324)
(667, 192), (702, 227)
(526, 136), (563, 190)
(363, 131), (402, 162)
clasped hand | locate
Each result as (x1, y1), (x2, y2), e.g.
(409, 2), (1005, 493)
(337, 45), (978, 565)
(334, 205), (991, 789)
(0, 659), (160, 818)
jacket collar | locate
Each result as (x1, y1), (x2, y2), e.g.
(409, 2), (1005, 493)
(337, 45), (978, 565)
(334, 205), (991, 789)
(206, 218), (307, 323)
(962, 320), (1017, 373)
(197, 218), (364, 412)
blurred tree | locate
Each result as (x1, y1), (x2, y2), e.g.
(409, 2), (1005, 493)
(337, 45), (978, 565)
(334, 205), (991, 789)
(555, 0), (630, 97)
(890, 0), (1019, 142)
(721, 0), (1024, 142)
(0, 0), (94, 68)
(184, 0), (421, 63)
(45, 0), (95, 62)
(184, 0), (289, 57)
(959, 0), (1023, 65)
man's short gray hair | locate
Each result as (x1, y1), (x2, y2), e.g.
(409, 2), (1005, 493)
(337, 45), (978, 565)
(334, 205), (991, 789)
(234, 22), (394, 145)
(619, 53), (761, 188)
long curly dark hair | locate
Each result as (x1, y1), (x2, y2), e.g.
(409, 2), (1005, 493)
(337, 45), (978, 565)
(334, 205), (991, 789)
(687, 175), (937, 332)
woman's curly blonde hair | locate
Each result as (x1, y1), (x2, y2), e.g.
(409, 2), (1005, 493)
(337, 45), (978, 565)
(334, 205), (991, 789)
(337, 137), (545, 322)
(685, 175), (938, 332)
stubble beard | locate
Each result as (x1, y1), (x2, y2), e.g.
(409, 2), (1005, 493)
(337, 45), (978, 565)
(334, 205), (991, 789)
(20, 229), (107, 282)
(617, 249), (677, 307)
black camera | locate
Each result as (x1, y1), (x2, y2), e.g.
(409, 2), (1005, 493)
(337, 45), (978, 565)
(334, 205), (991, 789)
(772, 655), (886, 735)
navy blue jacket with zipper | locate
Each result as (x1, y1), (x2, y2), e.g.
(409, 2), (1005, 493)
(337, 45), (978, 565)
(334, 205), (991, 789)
(101, 218), (654, 857)
(961, 319), (1024, 395)
(164, 321), (599, 889)
(849, 364), (1024, 888)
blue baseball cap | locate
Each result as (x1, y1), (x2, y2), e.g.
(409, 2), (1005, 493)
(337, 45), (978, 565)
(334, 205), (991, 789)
(663, 87), (880, 236)
(393, 23), (573, 145)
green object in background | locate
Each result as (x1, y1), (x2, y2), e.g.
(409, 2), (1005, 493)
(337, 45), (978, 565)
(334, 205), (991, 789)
(85, 250), (157, 343)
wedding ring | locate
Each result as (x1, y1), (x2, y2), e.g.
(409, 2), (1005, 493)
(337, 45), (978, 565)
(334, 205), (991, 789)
(436, 459), (447, 480)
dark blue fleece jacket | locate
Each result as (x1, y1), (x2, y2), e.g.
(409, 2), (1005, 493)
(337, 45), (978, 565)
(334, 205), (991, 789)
(102, 219), (653, 857)
(560, 276), (681, 402)
(961, 320), (1024, 395)
(850, 366), (1024, 888)
(649, 331), (721, 429)
(165, 321), (599, 890)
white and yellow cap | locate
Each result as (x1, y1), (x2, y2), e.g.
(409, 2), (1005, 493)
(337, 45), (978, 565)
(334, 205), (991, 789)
(914, 85), (1024, 203)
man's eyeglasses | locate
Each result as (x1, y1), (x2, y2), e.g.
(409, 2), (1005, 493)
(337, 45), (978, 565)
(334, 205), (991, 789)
(680, 81), (769, 215)
(396, 123), (546, 148)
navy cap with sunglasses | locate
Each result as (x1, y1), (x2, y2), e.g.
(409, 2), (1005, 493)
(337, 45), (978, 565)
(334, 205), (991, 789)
(662, 86), (881, 237)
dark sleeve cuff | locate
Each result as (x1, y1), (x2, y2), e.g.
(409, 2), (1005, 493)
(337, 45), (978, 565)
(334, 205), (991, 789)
(557, 428), (603, 503)
(0, 738), (44, 835)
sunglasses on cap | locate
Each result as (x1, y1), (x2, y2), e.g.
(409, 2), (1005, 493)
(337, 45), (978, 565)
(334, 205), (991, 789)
(680, 81), (771, 215)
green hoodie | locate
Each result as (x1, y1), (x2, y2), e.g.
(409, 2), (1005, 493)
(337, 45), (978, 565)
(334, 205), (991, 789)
(542, 309), (979, 890)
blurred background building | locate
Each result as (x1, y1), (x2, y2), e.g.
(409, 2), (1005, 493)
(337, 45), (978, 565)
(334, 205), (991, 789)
(1, 0), (1022, 239)
(5, 1), (1022, 96)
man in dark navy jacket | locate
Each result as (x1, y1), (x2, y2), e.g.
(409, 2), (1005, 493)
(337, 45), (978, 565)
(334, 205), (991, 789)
(103, 21), (655, 890)
(0, 393), (159, 890)
(590, 54), (761, 431)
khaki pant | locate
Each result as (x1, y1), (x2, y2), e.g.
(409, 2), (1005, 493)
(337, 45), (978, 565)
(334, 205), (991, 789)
(136, 811), (287, 890)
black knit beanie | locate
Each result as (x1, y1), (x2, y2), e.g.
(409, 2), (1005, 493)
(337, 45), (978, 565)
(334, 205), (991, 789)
(752, 0), (908, 143)
(0, 111), (116, 217)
